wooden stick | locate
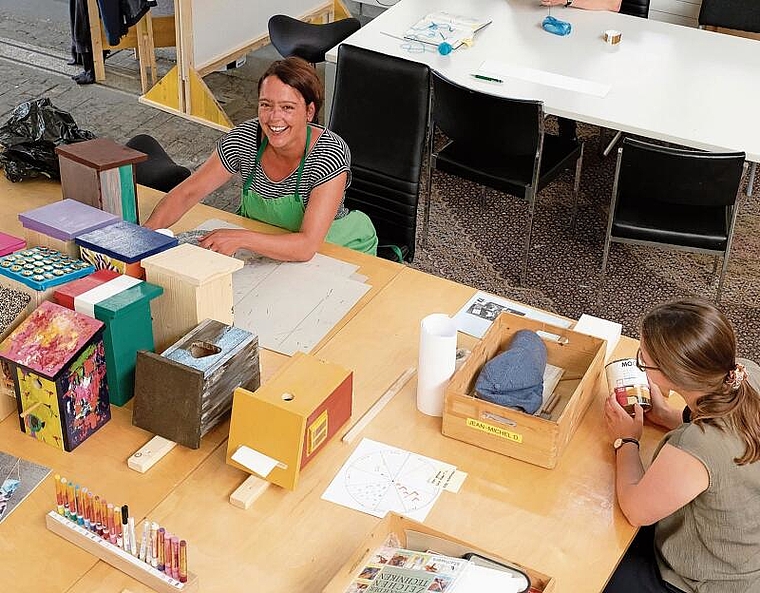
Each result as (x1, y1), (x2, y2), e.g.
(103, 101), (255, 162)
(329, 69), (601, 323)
(342, 367), (416, 444)
(19, 401), (42, 419)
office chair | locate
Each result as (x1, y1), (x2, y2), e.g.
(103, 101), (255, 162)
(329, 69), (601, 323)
(698, 0), (760, 197)
(600, 0), (651, 157)
(126, 134), (191, 193)
(602, 138), (745, 302)
(422, 71), (583, 286)
(267, 15), (361, 65)
(329, 44), (430, 263)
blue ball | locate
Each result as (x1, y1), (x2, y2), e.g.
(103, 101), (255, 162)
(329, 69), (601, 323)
(438, 41), (453, 55)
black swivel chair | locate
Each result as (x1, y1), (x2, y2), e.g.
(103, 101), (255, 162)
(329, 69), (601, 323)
(126, 134), (191, 193)
(329, 44), (430, 262)
(602, 138), (746, 302)
(423, 71), (583, 285)
(267, 15), (361, 65)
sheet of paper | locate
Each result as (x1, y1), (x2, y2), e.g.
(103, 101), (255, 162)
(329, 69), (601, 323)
(453, 563), (528, 593)
(322, 438), (456, 521)
(0, 451), (50, 524)
(574, 313), (622, 362)
(480, 59), (611, 97)
(453, 291), (571, 339)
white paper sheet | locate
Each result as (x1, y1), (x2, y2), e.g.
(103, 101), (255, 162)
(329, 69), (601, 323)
(574, 313), (622, 362)
(321, 438), (457, 521)
(480, 59), (611, 97)
(417, 314), (457, 417)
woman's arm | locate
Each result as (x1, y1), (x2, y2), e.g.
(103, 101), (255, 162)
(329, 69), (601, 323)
(144, 151), (234, 230)
(198, 171), (347, 261)
(540, 0), (622, 10)
(646, 382), (684, 431)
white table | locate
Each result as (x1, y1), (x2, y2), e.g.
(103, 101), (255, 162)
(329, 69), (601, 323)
(326, 0), (760, 164)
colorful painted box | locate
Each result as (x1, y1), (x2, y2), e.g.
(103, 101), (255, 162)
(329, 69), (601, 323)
(54, 270), (164, 406)
(226, 352), (352, 490)
(19, 198), (119, 258)
(0, 301), (111, 451)
(55, 138), (147, 224)
(0, 231), (25, 257)
(132, 319), (260, 448)
(141, 244), (243, 352)
(75, 220), (178, 279)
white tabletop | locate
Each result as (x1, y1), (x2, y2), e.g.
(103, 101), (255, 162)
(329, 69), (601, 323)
(327, 0), (760, 162)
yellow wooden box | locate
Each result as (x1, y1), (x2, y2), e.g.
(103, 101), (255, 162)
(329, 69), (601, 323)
(443, 312), (606, 469)
(226, 352), (353, 491)
(322, 512), (555, 593)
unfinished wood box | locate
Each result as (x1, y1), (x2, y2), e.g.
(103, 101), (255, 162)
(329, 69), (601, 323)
(443, 312), (606, 469)
(55, 137), (147, 223)
(322, 512), (554, 593)
(141, 244), (243, 352)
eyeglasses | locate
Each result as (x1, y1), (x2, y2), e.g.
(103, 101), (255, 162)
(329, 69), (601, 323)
(636, 348), (661, 372)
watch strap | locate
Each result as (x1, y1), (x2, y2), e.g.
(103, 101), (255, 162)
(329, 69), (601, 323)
(615, 437), (640, 451)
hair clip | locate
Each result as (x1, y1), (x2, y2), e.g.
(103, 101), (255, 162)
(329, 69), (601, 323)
(726, 363), (747, 390)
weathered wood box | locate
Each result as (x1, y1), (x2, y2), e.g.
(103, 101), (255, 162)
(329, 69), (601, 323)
(0, 301), (111, 451)
(227, 352), (352, 491)
(55, 137), (147, 224)
(132, 319), (260, 449)
(443, 312), (606, 469)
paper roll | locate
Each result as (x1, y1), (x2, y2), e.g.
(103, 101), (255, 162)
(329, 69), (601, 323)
(417, 313), (458, 416)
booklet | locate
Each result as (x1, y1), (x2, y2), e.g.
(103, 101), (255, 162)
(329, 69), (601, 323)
(404, 12), (491, 50)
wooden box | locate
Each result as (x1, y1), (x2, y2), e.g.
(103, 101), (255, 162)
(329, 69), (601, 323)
(132, 319), (260, 448)
(18, 198), (119, 258)
(322, 512), (554, 593)
(75, 220), (178, 279)
(443, 313), (605, 469)
(55, 137), (147, 224)
(54, 270), (164, 406)
(226, 352), (352, 490)
(0, 301), (111, 451)
(141, 244), (243, 352)
(0, 231), (25, 256)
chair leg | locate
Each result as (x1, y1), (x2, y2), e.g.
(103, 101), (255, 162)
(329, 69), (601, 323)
(421, 159), (435, 249)
(747, 162), (757, 197)
(602, 131), (623, 158)
(716, 254), (730, 303)
(601, 237), (612, 277)
(570, 144), (584, 230)
(521, 189), (537, 286)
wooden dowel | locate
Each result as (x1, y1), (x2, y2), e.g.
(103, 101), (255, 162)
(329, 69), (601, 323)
(342, 367), (416, 444)
(19, 401), (42, 419)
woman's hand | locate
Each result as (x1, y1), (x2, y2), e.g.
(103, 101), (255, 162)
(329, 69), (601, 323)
(605, 394), (644, 442)
(540, 0), (566, 5)
(644, 382), (684, 430)
(198, 229), (251, 256)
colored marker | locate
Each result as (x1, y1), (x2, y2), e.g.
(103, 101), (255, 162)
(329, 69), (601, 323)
(157, 527), (166, 571)
(66, 482), (76, 522)
(128, 517), (138, 557)
(54, 474), (64, 516)
(114, 506), (123, 548)
(107, 503), (116, 544)
(60, 478), (70, 519)
(163, 533), (172, 576)
(171, 536), (180, 580)
(121, 506), (129, 551)
(179, 540), (188, 583)
(79, 487), (88, 527)
(150, 522), (159, 567)
(93, 495), (101, 533)
(86, 491), (94, 531)
(139, 520), (150, 562)
(470, 73), (503, 83)
(76, 486), (85, 526)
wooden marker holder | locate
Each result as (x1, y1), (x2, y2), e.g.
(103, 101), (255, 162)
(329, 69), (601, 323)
(46, 511), (198, 593)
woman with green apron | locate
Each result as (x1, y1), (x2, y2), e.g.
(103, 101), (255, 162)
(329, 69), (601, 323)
(145, 57), (377, 260)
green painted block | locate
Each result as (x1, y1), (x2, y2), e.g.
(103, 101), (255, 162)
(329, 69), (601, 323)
(94, 281), (163, 406)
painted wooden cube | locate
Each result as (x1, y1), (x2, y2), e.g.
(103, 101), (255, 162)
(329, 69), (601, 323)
(226, 352), (352, 490)
(19, 198), (119, 258)
(141, 244), (243, 352)
(132, 319), (260, 449)
(54, 270), (163, 406)
(55, 137), (147, 223)
(0, 231), (25, 257)
(75, 220), (178, 279)
(0, 301), (111, 451)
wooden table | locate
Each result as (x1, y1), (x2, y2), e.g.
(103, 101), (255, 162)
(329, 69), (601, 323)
(0, 177), (669, 592)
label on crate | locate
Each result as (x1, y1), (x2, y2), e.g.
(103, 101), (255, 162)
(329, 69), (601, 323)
(466, 418), (523, 443)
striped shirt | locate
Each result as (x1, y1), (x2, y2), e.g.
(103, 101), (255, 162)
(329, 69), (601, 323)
(217, 118), (351, 219)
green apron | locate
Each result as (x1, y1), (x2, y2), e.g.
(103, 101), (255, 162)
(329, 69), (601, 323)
(238, 127), (378, 255)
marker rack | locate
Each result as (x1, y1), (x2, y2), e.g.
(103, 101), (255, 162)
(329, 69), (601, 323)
(45, 511), (199, 593)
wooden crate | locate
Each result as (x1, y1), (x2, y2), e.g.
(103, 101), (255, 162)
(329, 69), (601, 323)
(443, 312), (605, 469)
(322, 512), (554, 593)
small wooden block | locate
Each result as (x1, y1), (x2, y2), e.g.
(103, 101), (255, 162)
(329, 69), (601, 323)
(127, 435), (176, 473)
(229, 475), (270, 510)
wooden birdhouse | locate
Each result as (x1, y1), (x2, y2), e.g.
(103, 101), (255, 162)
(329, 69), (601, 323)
(226, 352), (352, 490)
(75, 220), (178, 279)
(54, 269), (163, 406)
(18, 198), (119, 258)
(132, 319), (260, 449)
(0, 301), (111, 451)
(141, 243), (243, 352)
(55, 137), (147, 223)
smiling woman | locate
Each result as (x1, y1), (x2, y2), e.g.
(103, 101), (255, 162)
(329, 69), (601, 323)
(144, 56), (377, 261)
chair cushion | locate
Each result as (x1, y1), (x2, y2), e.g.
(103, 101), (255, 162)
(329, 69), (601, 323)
(126, 134), (191, 193)
(268, 15), (361, 63)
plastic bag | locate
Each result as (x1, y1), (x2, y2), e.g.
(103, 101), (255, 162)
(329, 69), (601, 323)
(0, 98), (95, 182)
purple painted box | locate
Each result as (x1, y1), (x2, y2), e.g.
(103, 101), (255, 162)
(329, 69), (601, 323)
(18, 199), (119, 241)
(0, 232), (25, 257)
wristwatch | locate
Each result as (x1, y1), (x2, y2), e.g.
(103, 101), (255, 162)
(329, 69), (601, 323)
(565, 0), (573, 6)
(613, 437), (640, 451)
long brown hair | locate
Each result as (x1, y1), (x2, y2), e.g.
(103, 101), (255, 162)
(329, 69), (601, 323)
(257, 57), (323, 121)
(641, 299), (760, 465)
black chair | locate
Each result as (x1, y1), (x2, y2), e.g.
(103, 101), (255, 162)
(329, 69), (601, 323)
(423, 71), (583, 285)
(329, 44), (430, 262)
(126, 134), (191, 193)
(602, 138), (746, 302)
(267, 15), (361, 64)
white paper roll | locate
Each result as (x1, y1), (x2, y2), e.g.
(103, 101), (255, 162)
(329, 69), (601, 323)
(417, 313), (458, 416)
